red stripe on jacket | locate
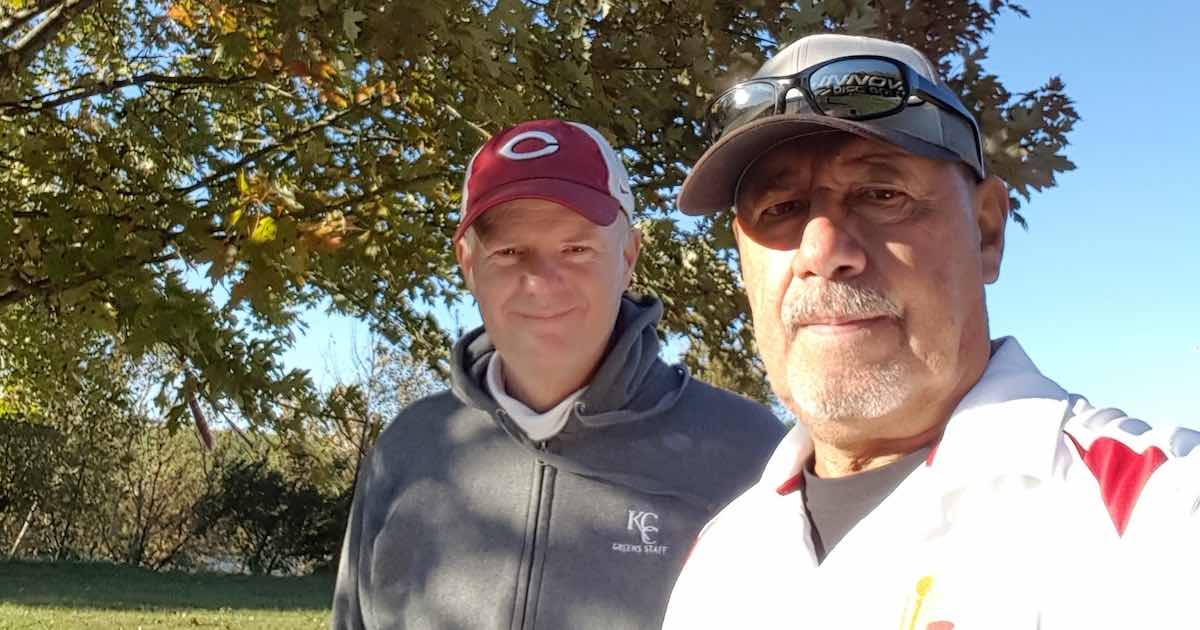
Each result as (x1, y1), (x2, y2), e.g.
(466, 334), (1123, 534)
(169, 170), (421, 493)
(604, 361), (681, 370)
(1067, 435), (1167, 536)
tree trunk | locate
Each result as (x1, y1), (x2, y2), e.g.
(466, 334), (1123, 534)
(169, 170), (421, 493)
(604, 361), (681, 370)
(8, 500), (38, 558)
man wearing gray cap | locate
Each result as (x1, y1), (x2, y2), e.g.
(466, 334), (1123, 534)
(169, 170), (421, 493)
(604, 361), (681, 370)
(661, 34), (1199, 629)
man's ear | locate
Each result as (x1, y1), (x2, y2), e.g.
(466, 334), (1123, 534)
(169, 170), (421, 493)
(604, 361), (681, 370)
(454, 234), (475, 293)
(622, 226), (643, 288)
(975, 175), (1010, 284)
(731, 214), (749, 282)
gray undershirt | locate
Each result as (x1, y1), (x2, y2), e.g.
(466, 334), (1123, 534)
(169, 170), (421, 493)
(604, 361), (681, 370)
(801, 446), (932, 563)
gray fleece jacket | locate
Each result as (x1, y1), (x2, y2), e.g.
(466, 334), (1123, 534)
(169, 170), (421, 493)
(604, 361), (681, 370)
(331, 295), (784, 630)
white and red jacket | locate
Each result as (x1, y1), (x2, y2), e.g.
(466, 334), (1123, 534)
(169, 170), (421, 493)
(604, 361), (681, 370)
(663, 338), (1200, 630)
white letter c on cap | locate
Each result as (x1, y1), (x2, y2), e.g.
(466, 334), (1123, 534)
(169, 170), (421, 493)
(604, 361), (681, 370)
(498, 131), (559, 160)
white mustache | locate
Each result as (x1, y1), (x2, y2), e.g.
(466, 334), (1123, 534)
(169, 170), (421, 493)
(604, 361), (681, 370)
(783, 282), (900, 333)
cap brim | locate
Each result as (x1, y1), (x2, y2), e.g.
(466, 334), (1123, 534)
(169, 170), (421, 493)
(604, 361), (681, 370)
(678, 115), (964, 215)
(455, 178), (623, 241)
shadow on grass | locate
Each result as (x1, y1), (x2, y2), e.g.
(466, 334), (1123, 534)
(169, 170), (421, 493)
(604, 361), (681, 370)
(0, 560), (334, 612)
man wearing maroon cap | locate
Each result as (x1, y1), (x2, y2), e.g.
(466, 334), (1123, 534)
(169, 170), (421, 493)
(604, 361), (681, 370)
(331, 119), (784, 630)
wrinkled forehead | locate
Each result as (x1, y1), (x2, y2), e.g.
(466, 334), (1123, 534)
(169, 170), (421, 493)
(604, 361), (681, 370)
(735, 134), (914, 202)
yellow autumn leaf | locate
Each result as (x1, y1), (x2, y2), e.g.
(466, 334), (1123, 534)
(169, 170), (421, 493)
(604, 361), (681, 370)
(315, 62), (337, 81)
(251, 216), (277, 243)
(167, 4), (195, 29)
(324, 90), (350, 109)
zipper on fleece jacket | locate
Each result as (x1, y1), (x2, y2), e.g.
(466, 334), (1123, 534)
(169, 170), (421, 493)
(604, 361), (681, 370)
(509, 427), (557, 630)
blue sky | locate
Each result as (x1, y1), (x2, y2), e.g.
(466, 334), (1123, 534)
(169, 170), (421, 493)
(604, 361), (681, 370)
(981, 2), (1200, 427)
(284, 2), (1199, 427)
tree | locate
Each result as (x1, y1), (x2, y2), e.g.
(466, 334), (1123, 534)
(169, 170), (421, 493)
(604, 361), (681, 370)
(0, 333), (144, 560)
(193, 457), (347, 575)
(0, 0), (1077, 413)
(0, 411), (63, 557)
(319, 330), (443, 477)
(94, 423), (217, 570)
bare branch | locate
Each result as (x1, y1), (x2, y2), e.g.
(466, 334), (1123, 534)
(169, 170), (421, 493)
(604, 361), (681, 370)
(720, 26), (777, 47)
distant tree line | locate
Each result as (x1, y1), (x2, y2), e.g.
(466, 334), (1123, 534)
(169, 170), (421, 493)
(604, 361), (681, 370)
(1, 337), (440, 575)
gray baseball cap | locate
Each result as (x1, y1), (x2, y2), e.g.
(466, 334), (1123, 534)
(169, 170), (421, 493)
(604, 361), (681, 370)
(679, 34), (984, 215)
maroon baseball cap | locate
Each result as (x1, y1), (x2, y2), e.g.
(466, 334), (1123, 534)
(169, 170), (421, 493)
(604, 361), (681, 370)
(455, 119), (635, 241)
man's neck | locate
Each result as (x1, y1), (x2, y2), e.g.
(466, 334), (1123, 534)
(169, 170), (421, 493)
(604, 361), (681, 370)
(810, 424), (943, 478)
(808, 341), (993, 478)
(500, 356), (598, 413)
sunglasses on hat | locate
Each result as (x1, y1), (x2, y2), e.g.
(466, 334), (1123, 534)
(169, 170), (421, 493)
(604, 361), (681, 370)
(704, 55), (984, 170)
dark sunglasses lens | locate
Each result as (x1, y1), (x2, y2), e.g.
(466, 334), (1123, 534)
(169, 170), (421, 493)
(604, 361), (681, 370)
(706, 81), (776, 142)
(809, 59), (907, 119)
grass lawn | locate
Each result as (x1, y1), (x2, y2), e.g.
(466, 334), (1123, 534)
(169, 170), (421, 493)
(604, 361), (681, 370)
(0, 560), (334, 629)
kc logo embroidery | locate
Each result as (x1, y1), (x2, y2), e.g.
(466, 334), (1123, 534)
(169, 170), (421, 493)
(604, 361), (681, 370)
(611, 508), (670, 555)
(497, 130), (560, 160)
(627, 510), (660, 545)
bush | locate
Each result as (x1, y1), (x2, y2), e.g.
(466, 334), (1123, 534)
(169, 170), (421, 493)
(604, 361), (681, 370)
(194, 458), (350, 575)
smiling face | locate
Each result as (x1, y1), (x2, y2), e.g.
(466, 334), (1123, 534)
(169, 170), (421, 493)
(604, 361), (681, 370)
(455, 198), (640, 383)
(733, 133), (1009, 448)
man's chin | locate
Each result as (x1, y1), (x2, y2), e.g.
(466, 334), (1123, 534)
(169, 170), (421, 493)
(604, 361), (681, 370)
(787, 329), (899, 364)
(785, 364), (908, 422)
(503, 332), (595, 366)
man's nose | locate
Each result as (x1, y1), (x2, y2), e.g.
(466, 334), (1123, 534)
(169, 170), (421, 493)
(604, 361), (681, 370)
(520, 252), (565, 293)
(789, 198), (867, 281)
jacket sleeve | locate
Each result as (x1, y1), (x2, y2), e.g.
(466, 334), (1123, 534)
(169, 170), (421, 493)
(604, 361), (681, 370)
(1044, 421), (1200, 630)
(330, 461), (373, 630)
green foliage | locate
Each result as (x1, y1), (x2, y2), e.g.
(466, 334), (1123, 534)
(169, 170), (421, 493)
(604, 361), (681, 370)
(92, 424), (216, 570)
(0, 0), (1076, 411)
(1, 324), (443, 575)
(0, 412), (63, 520)
(193, 458), (349, 575)
(0, 341), (218, 568)
(0, 331), (147, 560)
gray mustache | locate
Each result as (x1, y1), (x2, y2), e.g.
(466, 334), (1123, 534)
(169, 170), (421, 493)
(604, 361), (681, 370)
(783, 283), (901, 332)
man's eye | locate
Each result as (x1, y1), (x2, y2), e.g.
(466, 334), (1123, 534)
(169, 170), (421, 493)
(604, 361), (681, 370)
(762, 200), (807, 218)
(851, 188), (917, 223)
(564, 246), (591, 254)
(860, 188), (904, 203)
(493, 247), (519, 258)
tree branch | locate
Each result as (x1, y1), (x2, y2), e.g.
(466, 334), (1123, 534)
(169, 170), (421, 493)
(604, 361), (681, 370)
(720, 26), (777, 47)
(173, 105), (366, 197)
(0, 72), (255, 111)
(612, 64), (691, 71)
(0, 0), (62, 41)
(1, 0), (99, 83)
(0, 252), (176, 308)
(288, 170), (449, 222)
(443, 103), (491, 140)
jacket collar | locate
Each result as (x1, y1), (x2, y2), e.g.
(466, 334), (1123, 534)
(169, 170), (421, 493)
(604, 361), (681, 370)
(929, 336), (1070, 485)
